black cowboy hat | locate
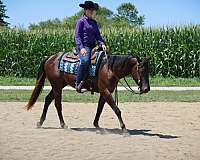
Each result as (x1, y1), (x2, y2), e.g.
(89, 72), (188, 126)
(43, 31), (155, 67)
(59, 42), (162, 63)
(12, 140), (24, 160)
(79, 1), (99, 10)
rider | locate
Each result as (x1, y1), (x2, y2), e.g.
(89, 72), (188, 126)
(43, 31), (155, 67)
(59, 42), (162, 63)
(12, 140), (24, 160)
(75, 1), (106, 93)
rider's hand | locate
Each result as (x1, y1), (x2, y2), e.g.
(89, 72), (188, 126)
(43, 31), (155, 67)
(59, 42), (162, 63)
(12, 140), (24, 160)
(102, 44), (106, 51)
(80, 48), (87, 56)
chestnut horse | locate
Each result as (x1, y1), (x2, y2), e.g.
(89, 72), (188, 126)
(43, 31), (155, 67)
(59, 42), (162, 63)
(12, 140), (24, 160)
(26, 51), (150, 132)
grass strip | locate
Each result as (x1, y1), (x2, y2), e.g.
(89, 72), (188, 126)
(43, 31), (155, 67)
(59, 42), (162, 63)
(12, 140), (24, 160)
(1, 90), (200, 102)
(0, 76), (200, 87)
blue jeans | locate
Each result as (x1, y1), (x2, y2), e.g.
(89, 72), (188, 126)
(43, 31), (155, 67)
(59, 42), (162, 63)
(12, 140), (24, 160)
(76, 47), (92, 84)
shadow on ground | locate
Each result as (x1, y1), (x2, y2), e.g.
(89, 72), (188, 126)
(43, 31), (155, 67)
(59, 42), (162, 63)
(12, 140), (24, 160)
(69, 127), (179, 139)
(39, 126), (179, 139)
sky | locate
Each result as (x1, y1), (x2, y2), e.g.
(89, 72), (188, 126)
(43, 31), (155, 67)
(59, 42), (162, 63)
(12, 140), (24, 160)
(3, 0), (200, 28)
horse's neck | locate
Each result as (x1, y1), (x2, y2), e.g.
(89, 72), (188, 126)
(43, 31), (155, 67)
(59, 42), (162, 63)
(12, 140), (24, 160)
(115, 67), (131, 80)
(109, 55), (131, 80)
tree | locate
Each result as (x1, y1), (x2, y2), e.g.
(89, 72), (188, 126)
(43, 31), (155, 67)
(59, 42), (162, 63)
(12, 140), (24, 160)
(0, 0), (9, 27)
(116, 3), (144, 26)
(95, 7), (113, 19)
(28, 7), (114, 30)
(94, 7), (113, 27)
(63, 7), (113, 29)
(28, 3), (145, 30)
(29, 18), (65, 30)
(63, 10), (84, 29)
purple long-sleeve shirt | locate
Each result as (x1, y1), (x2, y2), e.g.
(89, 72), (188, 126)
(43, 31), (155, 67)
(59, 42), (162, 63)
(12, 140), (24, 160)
(75, 15), (105, 49)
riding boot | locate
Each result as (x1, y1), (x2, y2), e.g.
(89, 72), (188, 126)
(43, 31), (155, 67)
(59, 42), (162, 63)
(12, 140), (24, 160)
(75, 81), (84, 93)
(75, 62), (89, 93)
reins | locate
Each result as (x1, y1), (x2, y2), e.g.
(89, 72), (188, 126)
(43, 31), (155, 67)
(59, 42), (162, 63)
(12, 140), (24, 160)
(119, 77), (140, 94)
(114, 77), (140, 106)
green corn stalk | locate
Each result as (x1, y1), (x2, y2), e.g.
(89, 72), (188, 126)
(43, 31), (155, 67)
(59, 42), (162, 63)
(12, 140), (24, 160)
(0, 25), (199, 78)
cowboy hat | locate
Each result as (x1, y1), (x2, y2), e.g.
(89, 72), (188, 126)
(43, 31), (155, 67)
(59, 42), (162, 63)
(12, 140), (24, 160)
(79, 1), (99, 10)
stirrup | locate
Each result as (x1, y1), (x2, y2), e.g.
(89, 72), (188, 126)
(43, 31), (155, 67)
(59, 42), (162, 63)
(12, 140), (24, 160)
(75, 81), (84, 93)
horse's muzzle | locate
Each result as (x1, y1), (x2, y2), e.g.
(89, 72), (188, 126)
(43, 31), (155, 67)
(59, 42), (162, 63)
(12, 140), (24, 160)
(140, 86), (150, 94)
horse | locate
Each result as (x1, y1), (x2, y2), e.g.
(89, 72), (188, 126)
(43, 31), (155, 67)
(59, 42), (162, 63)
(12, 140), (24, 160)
(26, 49), (150, 132)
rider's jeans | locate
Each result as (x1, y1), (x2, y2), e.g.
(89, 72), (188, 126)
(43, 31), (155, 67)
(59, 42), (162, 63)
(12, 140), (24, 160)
(76, 47), (91, 84)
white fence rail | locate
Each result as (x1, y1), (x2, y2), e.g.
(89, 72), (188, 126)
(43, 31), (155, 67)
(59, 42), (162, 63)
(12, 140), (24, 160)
(1, 86), (200, 91)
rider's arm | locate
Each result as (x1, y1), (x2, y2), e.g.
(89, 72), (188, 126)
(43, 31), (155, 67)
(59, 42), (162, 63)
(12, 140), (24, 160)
(75, 19), (84, 49)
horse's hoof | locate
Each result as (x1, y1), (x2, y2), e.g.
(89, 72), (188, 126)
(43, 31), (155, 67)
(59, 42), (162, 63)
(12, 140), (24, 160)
(61, 123), (68, 129)
(93, 121), (100, 128)
(95, 124), (100, 129)
(36, 122), (42, 128)
(122, 128), (130, 137)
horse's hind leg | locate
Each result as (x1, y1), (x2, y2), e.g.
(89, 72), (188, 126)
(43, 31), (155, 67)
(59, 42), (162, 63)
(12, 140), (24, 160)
(37, 90), (54, 128)
(53, 87), (67, 128)
(93, 95), (105, 128)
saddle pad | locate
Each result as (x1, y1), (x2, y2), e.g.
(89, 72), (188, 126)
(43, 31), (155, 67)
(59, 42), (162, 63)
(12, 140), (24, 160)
(58, 51), (104, 77)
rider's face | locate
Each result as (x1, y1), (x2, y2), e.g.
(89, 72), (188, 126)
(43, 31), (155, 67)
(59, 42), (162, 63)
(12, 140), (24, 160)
(85, 9), (94, 17)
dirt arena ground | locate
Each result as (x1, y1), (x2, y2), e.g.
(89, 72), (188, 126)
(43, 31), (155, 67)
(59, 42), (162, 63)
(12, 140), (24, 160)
(0, 102), (200, 160)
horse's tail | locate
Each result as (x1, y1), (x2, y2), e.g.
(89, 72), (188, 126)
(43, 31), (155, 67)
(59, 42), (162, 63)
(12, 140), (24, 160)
(26, 56), (49, 110)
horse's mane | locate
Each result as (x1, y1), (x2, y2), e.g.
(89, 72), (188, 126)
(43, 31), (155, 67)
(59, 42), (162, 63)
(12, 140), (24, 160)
(107, 54), (139, 71)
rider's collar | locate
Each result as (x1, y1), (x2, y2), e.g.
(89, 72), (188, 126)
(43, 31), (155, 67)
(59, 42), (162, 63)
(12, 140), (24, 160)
(83, 15), (92, 20)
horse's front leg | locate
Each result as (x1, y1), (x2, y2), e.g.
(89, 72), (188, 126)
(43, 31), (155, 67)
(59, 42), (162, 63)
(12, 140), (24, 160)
(101, 89), (126, 131)
(93, 95), (105, 128)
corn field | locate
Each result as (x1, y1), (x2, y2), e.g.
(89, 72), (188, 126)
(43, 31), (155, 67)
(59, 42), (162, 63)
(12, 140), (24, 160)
(0, 25), (200, 77)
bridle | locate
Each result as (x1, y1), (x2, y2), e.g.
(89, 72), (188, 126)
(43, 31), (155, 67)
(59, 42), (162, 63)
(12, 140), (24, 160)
(119, 77), (141, 94)
(114, 62), (142, 106)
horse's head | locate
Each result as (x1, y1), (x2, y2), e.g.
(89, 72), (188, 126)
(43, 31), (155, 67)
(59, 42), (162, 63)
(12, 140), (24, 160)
(130, 56), (150, 94)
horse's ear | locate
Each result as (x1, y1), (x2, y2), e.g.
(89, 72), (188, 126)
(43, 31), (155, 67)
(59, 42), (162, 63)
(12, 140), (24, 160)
(135, 55), (142, 63)
(128, 50), (132, 56)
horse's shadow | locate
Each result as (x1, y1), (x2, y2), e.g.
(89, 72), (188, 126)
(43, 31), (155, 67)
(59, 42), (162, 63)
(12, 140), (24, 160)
(70, 127), (179, 139)
(40, 126), (179, 139)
